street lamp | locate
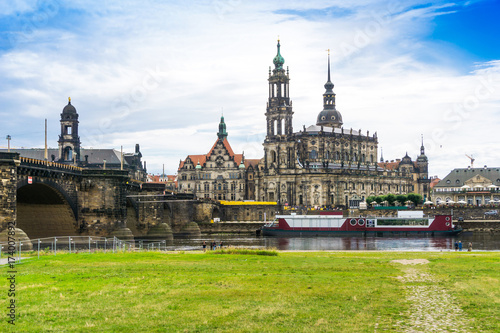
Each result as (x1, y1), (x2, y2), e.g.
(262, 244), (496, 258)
(6, 135), (11, 152)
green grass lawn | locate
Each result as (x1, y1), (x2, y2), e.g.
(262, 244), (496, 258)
(2, 251), (499, 332)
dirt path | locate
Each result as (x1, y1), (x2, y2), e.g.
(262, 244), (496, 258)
(391, 259), (472, 333)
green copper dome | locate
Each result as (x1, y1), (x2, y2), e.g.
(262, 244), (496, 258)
(273, 40), (285, 70)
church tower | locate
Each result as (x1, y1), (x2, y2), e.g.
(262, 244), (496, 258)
(316, 51), (343, 128)
(265, 39), (293, 141)
(58, 97), (81, 163)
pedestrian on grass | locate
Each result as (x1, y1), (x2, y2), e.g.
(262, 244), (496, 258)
(220, 241), (223, 248)
(454, 241), (458, 251)
(202, 241), (206, 252)
(458, 241), (463, 251)
(468, 242), (472, 252)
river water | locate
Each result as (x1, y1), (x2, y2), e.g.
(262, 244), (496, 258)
(166, 232), (500, 251)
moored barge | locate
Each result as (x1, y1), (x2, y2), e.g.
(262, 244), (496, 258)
(261, 211), (462, 237)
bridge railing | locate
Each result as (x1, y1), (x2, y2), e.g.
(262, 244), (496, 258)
(19, 157), (83, 172)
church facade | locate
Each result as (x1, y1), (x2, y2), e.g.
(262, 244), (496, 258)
(254, 41), (430, 207)
(177, 41), (430, 207)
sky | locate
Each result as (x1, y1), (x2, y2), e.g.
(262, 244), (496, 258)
(0, 0), (499, 178)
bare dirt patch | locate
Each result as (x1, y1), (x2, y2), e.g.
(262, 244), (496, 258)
(391, 259), (430, 265)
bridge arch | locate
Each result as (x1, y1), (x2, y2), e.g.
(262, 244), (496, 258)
(16, 182), (78, 239)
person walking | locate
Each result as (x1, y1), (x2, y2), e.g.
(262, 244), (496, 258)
(202, 241), (207, 252)
(468, 242), (472, 252)
(454, 241), (458, 251)
(458, 241), (463, 251)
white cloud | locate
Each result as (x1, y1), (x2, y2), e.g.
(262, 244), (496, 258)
(0, 0), (499, 178)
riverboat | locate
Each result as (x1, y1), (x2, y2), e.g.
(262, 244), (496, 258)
(261, 211), (462, 237)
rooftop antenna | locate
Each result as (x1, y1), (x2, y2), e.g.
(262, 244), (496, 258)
(465, 154), (475, 168)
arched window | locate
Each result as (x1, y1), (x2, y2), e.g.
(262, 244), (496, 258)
(64, 147), (73, 161)
(271, 151), (277, 163)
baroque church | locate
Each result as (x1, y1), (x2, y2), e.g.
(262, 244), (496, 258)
(178, 41), (430, 208)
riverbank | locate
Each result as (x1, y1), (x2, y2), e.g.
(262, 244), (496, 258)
(3, 251), (499, 332)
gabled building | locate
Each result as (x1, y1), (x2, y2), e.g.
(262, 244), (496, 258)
(432, 167), (500, 205)
(177, 116), (248, 200)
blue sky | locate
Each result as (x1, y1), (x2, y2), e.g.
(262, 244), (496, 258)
(0, 0), (499, 178)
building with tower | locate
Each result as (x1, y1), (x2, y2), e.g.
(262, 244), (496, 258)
(1, 98), (147, 181)
(176, 41), (430, 206)
(253, 41), (429, 207)
(58, 97), (81, 162)
(177, 116), (260, 200)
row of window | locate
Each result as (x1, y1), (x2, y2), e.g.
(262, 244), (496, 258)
(204, 193), (237, 200)
(341, 183), (410, 192)
(309, 150), (374, 162)
(178, 182), (246, 191)
(179, 172), (244, 181)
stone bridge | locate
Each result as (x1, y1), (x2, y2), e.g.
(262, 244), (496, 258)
(0, 152), (220, 244)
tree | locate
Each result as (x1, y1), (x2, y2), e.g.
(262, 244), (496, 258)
(396, 194), (407, 206)
(366, 196), (376, 206)
(407, 193), (423, 206)
(374, 196), (383, 204)
(386, 193), (396, 206)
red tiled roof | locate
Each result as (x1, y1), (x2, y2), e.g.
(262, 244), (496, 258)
(244, 159), (261, 168)
(429, 178), (441, 189)
(147, 174), (178, 184)
(207, 137), (234, 159)
(234, 154), (243, 165)
(378, 161), (399, 171)
(179, 138), (240, 170)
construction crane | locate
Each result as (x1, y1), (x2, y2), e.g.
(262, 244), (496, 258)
(465, 154), (475, 168)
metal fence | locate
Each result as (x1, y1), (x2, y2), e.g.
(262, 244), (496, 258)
(0, 236), (169, 263)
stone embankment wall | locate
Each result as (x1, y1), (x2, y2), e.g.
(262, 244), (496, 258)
(199, 222), (265, 234)
(455, 221), (500, 233)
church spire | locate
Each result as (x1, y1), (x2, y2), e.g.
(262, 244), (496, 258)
(316, 50), (342, 128)
(217, 115), (228, 140)
(324, 49), (334, 92)
(417, 135), (428, 162)
(420, 134), (425, 155)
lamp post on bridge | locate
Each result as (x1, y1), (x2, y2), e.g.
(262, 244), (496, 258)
(6, 135), (11, 152)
